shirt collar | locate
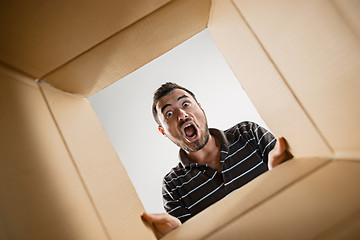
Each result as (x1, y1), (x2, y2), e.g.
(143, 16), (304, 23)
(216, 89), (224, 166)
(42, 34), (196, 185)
(178, 128), (230, 168)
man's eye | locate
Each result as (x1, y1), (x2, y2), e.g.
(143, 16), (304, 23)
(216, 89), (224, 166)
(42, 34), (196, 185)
(165, 111), (173, 118)
(183, 102), (190, 107)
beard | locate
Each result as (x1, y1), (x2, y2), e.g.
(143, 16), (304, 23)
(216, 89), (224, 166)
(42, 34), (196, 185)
(170, 121), (210, 153)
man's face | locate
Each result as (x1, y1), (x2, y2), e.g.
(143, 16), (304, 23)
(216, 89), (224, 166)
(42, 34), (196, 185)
(156, 89), (210, 152)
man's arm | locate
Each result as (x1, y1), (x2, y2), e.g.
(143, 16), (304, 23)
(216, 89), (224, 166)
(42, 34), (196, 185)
(268, 137), (293, 169)
(141, 212), (181, 239)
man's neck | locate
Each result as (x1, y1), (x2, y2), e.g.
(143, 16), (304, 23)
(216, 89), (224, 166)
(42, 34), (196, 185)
(186, 134), (221, 172)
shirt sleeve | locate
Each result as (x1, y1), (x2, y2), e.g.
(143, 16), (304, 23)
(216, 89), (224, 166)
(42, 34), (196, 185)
(162, 179), (192, 223)
(249, 122), (277, 164)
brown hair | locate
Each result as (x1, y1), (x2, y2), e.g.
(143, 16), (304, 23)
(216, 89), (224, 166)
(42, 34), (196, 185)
(152, 82), (198, 126)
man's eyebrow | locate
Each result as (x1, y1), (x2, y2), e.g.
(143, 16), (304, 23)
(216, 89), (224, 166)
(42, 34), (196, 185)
(161, 104), (171, 114)
(160, 95), (189, 114)
(177, 95), (189, 101)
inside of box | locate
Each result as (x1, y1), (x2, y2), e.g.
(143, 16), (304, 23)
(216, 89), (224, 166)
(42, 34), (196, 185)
(1, 0), (360, 239)
(88, 29), (271, 213)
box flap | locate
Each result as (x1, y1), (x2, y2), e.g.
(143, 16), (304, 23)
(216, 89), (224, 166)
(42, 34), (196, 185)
(208, 0), (332, 158)
(233, 0), (360, 158)
(0, 64), (109, 239)
(206, 160), (360, 239)
(164, 158), (330, 240)
(0, 0), (170, 78)
(42, 0), (211, 97)
(39, 83), (155, 239)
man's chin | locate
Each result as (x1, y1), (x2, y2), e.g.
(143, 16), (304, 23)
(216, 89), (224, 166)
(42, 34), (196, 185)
(183, 136), (209, 152)
(185, 143), (204, 152)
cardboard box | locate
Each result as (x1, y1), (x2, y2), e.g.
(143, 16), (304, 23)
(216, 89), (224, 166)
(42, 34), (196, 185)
(1, 0), (359, 239)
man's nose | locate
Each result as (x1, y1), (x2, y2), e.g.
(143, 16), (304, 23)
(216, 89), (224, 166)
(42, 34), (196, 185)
(177, 109), (188, 121)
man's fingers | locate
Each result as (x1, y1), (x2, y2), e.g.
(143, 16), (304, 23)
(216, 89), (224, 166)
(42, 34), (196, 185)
(277, 137), (293, 159)
(272, 137), (287, 158)
(142, 212), (158, 223)
(141, 212), (152, 222)
(142, 212), (168, 224)
(268, 137), (293, 170)
(142, 212), (182, 239)
(276, 137), (286, 153)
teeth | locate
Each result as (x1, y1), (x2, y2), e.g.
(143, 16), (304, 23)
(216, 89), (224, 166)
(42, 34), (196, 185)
(189, 134), (196, 139)
(184, 123), (192, 128)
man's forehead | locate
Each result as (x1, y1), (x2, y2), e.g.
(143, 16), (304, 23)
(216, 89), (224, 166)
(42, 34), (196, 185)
(156, 89), (191, 111)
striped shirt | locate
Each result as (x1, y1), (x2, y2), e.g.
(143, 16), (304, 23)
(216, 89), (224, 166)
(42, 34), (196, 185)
(162, 121), (276, 223)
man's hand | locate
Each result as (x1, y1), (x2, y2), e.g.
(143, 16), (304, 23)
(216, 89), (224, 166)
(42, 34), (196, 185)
(141, 212), (182, 239)
(268, 137), (293, 170)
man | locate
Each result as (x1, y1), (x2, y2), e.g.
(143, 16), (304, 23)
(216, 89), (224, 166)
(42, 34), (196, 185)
(142, 82), (292, 239)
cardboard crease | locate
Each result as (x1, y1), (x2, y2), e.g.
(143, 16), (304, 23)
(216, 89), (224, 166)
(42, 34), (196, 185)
(37, 82), (112, 240)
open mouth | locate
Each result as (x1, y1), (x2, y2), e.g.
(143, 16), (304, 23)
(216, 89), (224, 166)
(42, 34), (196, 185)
(183, 123), (198, 141)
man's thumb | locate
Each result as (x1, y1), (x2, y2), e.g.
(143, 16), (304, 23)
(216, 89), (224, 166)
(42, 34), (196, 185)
(142, 212), (165, 223)
(275, 137), (286, 154)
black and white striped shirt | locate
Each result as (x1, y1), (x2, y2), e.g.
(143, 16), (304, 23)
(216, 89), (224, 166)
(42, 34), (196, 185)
(162, 121), (276, 223)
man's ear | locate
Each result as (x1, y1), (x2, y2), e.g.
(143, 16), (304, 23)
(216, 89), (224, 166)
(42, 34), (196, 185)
(199, 103), (204, 112)
(158, 126), (166, 136)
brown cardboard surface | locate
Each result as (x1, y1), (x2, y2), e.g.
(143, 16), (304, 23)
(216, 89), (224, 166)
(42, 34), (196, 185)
(0, 0), (170, 78)
(208, 0), (332, 158)
(233, 0), (360, 158)
(164, 158), (330, 240)
(333, 0), (360, 40)
(1, 0), (359, 239)
(42, 0), (211, 97)
(0, 65), (108, 239)
(313, 208), (360, 240)
(207, 160), (360, 240)
(39, 83), (155, 239)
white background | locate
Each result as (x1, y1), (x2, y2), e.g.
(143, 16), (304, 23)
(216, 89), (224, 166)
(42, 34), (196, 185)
(89, 29), (268, 213)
